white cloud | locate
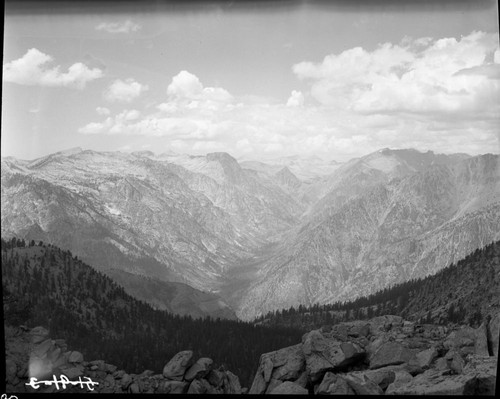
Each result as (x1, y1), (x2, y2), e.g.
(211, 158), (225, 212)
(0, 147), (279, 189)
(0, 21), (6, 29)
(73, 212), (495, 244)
(286, 90), (304, 107)
(293, 31), (500, 117)
(95, 20), (141, 34)
(104, 78), (148, 103)
(164, 70), (234, 110)
(96, 107), (110, 116)
(78, 46), (499, 162)
(3, 48), (103, 89)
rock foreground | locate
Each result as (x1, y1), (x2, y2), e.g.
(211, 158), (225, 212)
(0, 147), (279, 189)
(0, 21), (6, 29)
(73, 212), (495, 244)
(5, 313), (499, 395)
(249, 314), (499, 395)
(4, 325), (243, 394)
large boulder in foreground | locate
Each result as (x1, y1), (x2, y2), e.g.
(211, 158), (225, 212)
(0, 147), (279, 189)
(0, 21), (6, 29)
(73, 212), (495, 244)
(184, 357), (213, 381)
(162, 350), (194, 381)
(249, 344), (305, 394)
(385, 355), (497, 395)
(302, 330), (365, 382)
(369, 341), (416, 369)
(268, 381), (308, 395)
(488, 312), (500, 356)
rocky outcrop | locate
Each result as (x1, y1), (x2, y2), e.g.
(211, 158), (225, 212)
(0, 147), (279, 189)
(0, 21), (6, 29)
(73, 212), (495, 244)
(4, 325), (243, 394)
(5, 312), (498, 395)
(249, 314), (499, 395)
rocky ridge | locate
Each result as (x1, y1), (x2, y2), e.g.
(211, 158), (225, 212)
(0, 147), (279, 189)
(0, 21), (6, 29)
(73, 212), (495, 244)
(249, 313), (499, 395)
(238, 153), (500, 320)
(5, 312), (498, 395)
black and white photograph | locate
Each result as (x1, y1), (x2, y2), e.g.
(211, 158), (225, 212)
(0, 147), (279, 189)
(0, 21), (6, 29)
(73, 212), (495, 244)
(2, 0), (499, 395)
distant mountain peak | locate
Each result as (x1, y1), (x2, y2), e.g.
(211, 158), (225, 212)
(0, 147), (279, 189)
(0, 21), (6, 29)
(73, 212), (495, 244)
(206, 152), (238, 163)
(56, 147), (84, 156)
(132, 150), (155, 158)
(274, 166), (301, 188)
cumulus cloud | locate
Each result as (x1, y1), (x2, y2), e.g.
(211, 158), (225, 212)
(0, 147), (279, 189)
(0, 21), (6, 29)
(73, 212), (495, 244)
(160, 70), (234, 111)
(104, 78), (148, 103)
(293, 31), (500, 116)
(79, 109), (142, 135)
(3, 48), (103, 89)
(286, 90), (304, 107)
(78, 47), (499, 162)
(96, 107), (110, 116)
(95, 20), (141, 34)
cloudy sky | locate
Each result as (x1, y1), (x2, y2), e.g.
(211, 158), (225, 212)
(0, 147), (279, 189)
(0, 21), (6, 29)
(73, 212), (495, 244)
(2, 0), (499, 162)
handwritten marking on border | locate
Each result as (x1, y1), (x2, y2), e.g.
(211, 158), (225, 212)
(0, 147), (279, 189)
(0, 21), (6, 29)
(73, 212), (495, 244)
(25, 375), (99, 391)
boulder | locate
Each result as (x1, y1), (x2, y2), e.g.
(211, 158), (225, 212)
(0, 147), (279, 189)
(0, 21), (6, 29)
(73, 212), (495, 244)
(444, 327), (476, 356)
(386, 355), (497, 395)
(32, 339), (55, 358)
(342, 373), (384, 395)
(184, 357), (213, 381)
(415, 347), (437, 369)
(294, 371), (309, 388)
(224, 370), (242, 394)
(113, 370), (126, 379)
(264, 379), (282, 394)
(269, 344), (305, 381)
(462, 355), (497, 395)
(207, 369), (225, 388)
(128, 382), (141, 394)
(385, 370), (414, 394)
(402, 321), (415, 335)
(445, 350), (464, 374)
(104, 363), (118, 374)
(316, 372), (355, 395)
(30, 326), (49, 344)
(487, 312), (500, 356)
(162, 350), (194, 381)
(159, 380), (188, 394)
(368, 315), (403, 334)
(68, 351), (84, 363)
(121, 373), (133, 389)
(268, 381), (308, 395)
(249, 367), (267, 395)
(435, 357), (450, 371)
(369, 341), (415, 369)
(475, 323), (490, 356)
(386, 369), (469, 395)
(187, 378), (213, 394)
(140, 369), (155, 377)
(89, 360), (106, 370)
(349, 367), (396, 390)
(249, 344), (305, 394)
(104, 374), (115, 388)
(302, 330), (365, 381)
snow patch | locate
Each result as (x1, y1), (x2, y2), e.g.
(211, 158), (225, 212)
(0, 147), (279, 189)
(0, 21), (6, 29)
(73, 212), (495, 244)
(105, 204), (121, 216)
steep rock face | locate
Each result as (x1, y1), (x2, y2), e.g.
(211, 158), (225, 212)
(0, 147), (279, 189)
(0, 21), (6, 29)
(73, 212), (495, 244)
(1, 150), (303, 296)
(310, 148), (471, 220)
(162, 153), (305, 242)
(2, 149), (497, 321)
(273, 167), (302, 191)
(238, 154), (500, 320)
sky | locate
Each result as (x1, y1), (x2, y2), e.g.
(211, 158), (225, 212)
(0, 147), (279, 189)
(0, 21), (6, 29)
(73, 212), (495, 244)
(2, 0), (500, 162)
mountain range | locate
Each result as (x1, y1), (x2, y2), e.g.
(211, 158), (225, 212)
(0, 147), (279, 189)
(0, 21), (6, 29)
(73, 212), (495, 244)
(1, 147), (499, 320)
